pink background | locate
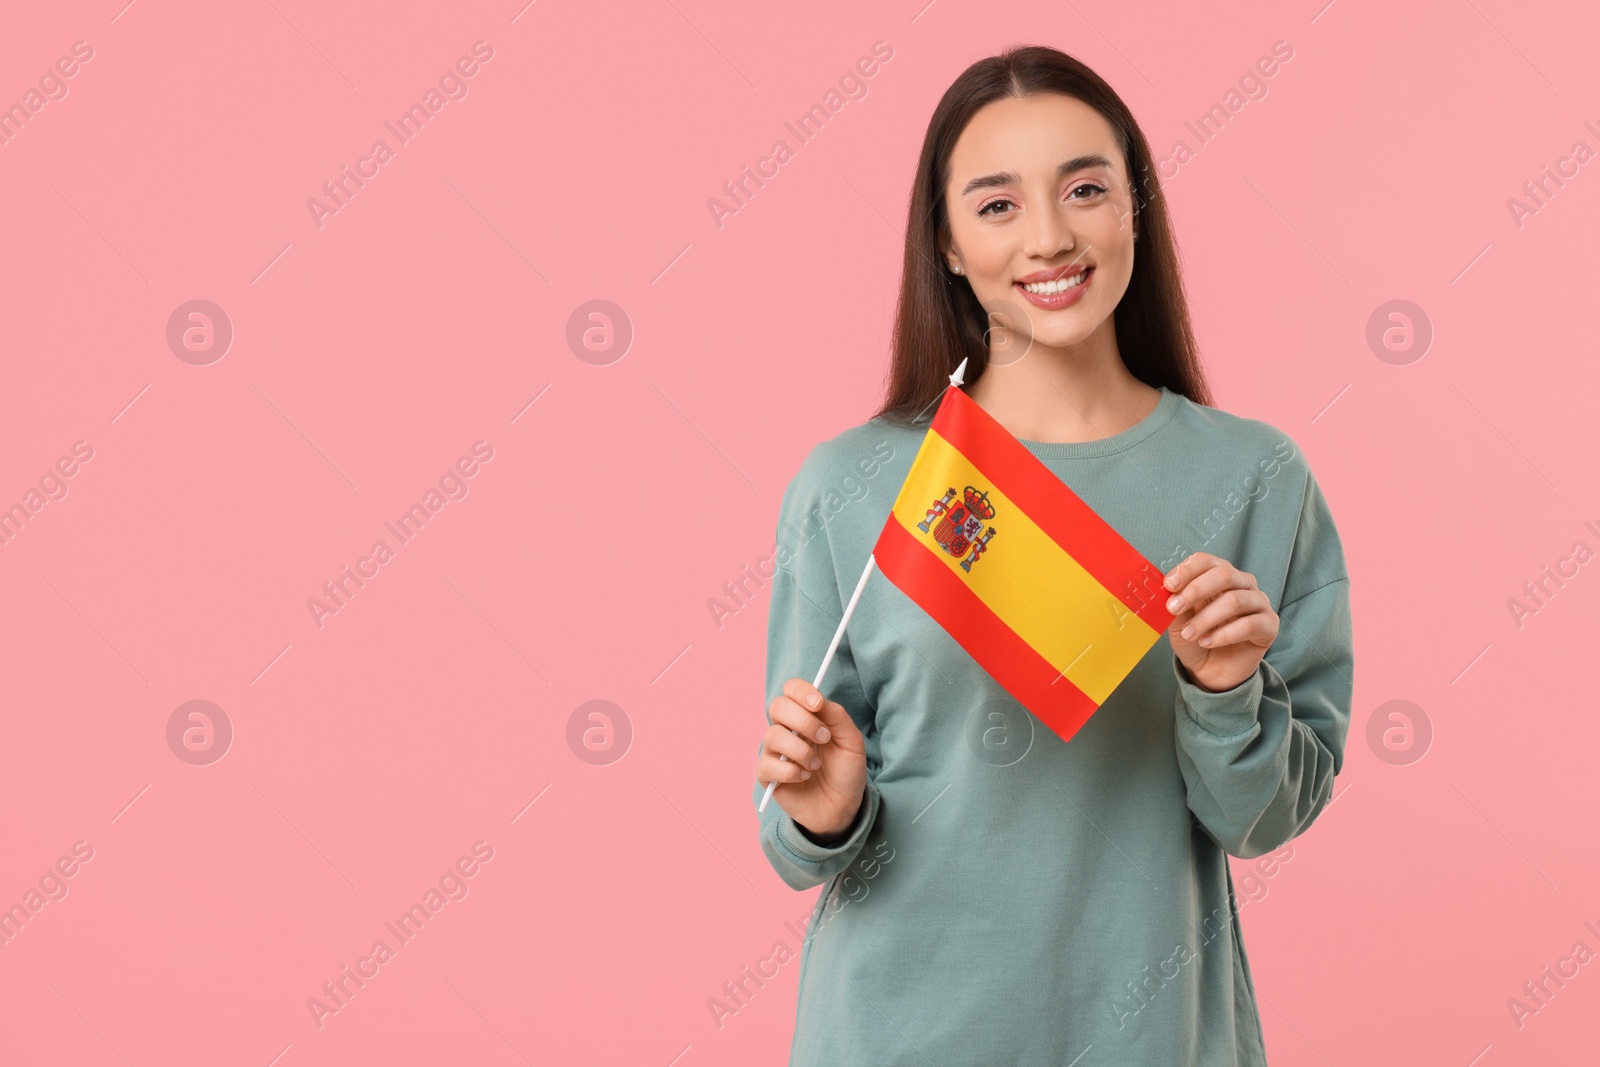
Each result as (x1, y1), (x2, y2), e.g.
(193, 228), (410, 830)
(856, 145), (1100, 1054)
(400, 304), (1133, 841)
(2, 0), (1597, 1063)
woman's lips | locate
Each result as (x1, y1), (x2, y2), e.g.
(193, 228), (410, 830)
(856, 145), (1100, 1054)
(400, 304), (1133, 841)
(1015, 266), (1092, 310)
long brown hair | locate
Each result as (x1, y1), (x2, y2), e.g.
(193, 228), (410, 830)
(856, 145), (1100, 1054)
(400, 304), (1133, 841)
(873, 44), (1213, 425)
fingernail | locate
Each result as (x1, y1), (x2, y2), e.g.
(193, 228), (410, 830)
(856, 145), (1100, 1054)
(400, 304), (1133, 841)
(806, 693), (821, 709)
(1164, 572), (1179, 589)
(1198, 636), (1211, 647)
(1167, 595), (1184, 612)
(816, 726), (831, 743)
(800, 770), (811, 779)
(1181, 625), (1194, 638)
(809, 756), (821, 769)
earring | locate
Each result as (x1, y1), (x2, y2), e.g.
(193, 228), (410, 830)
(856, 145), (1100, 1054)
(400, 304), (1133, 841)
(952, 265), (963, 274)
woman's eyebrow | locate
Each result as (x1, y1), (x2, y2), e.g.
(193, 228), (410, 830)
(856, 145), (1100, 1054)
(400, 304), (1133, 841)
(959, 154), (1115, 196)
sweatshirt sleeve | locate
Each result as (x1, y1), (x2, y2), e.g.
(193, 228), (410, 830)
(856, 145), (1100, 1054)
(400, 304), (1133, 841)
(751, 461), (884, 892)
(1171, 465), (1353, 860)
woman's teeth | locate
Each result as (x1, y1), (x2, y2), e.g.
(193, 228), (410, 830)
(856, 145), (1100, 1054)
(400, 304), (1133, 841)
(1021, 270), (1089, 294)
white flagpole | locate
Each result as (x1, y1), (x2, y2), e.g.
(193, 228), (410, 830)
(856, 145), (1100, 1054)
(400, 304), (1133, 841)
(757, 357), (969, 817)
(758, 552), (876, 813)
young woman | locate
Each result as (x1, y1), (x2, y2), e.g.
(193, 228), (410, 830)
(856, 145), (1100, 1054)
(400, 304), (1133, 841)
(751, 45), (1353, 1065)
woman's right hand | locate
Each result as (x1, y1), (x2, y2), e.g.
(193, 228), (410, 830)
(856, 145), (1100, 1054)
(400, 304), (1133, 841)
(757, 677), (868, 842)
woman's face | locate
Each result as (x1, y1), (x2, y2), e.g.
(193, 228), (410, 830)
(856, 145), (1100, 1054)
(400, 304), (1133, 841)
(941, 93), (1138, 359)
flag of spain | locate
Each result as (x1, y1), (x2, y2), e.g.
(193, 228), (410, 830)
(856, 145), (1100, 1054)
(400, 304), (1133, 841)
(872, 384), (1177, 744)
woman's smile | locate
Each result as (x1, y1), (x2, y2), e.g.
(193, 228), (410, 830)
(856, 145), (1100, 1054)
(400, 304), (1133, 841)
(1015, 264), (1093, 309)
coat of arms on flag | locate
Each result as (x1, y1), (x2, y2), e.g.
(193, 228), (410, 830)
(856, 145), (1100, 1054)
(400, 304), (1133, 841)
(919, 485), (998, 570)
(872, 370), (1177, 746)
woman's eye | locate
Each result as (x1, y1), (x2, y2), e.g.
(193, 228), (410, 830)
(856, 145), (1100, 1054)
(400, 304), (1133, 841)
(976, 199), (1013, 218)
(1069, 182), (1109, 200)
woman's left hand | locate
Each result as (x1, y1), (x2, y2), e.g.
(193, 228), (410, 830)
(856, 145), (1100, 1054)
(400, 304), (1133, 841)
(1163, 552), (1279, 693)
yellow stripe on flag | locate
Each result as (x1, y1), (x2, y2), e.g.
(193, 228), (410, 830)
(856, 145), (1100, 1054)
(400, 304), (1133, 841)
(888, 426), (1159, 704)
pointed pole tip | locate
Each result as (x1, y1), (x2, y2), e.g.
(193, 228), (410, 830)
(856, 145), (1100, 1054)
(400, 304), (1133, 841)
(949, 357), (969, 388)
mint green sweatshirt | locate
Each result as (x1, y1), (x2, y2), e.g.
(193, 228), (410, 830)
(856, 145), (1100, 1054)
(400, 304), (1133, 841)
(751, 385), (1353, 1065)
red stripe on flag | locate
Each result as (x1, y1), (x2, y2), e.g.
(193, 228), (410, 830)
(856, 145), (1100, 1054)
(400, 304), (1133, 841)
(931, 387), (1170, 632)
(872, 517), (1103, 745)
